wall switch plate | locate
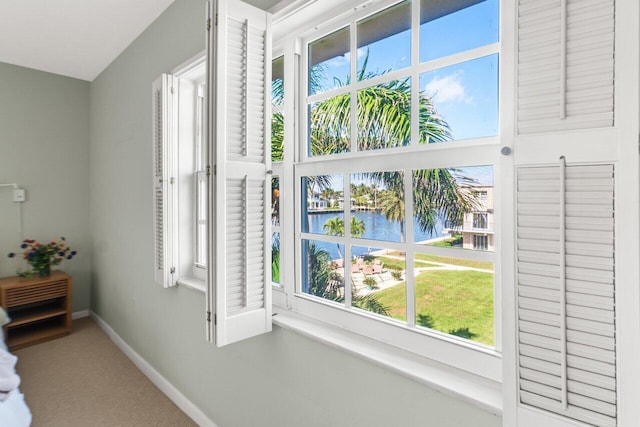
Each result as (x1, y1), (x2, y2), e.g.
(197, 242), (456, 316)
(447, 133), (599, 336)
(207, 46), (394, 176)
(13, 188), (25, 202)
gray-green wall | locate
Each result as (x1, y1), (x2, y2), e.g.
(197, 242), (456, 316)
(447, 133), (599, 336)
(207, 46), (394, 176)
(89, 0), (501, 425)
(0, 62), (91, 312)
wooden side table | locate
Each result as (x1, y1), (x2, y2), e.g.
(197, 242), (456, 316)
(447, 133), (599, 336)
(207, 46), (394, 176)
(0, 271), (72, 350)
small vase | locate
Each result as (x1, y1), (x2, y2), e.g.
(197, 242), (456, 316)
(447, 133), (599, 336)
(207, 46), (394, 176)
(38, 264), (51, 277)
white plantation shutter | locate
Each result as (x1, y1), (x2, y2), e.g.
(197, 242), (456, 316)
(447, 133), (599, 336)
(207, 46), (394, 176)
(206, 0), (271, 346)
(152, 74), (178, 288)
(516, 162), (616, 426)
(517, 0), (614, 134)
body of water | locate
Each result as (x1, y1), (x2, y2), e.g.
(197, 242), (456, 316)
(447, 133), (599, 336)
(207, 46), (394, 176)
(306, 211), (445, 260)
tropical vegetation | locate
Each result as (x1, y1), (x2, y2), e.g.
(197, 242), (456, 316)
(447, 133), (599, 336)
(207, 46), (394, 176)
(272, 53), (487, 338)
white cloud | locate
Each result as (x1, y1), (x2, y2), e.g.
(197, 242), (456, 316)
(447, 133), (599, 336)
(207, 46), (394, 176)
(423, 72), (470, 104)
(325, 52), (350, 68)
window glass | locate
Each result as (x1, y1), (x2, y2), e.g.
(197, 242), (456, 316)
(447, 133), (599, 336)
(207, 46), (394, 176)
(357, 1), (411, 80)
(272, 56), (285, 162)
(271, 112), (284, 162)
(272, 56), (284, 106)
(352, 246), (406, 320)
(357, 80), (411, 151)
(413, 257), (494, 346)
(302, 239), (345, 303)
(349, 172), (405, 242)
(308, 27), (350, 96)
(309, 96), (351, 156)
(272, 232), (280, 284)
(413, 166), (494, 247)
(419, 54), (498, 141)
(420, 0), (499, 62)
(302, 175), (344, 235)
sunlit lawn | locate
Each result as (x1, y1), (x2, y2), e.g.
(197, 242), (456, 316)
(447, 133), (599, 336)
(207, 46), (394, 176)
(384, 251), (493, 270)
(375, 269), (494, 346)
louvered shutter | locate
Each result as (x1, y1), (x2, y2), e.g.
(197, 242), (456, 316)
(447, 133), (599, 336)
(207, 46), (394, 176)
(517, 0), (614, 134)
(206, 0), (272, 346)
(152, 74), (178, 288)
(517, 162), (616, 426)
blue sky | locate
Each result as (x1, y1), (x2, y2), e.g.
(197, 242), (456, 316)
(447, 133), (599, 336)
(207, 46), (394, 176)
(310, 0), (499, 142)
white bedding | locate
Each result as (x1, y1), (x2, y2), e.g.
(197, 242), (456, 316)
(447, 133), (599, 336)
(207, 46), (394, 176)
(0, 310), (31, 427)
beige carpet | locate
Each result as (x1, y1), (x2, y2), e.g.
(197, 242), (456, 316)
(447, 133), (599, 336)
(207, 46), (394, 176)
(14, 317), (197, 427)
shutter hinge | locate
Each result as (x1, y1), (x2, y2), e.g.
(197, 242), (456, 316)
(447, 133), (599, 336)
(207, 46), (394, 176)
(170, 86), (175, 94)
(170, 177), (175, 184)
(206, 165), (211, 177)
(206, 311), (211, 322)
(170, 267), (175, 274)
(215, 13), (218, 26)
(214, 314), (217, 325)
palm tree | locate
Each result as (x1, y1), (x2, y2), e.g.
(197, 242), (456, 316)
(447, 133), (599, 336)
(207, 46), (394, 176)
(310, 53), (478, 234)
(306, 242), (389, 315)
(323, 216), (366, 260)
(378, 187), (406, 242)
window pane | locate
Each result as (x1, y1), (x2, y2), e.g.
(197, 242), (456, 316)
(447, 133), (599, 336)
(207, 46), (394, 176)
(357, 79), (411, 151)
(349, 172), (405, 243)
(413, 166), (494, 249)
(271, 232), (280, 284)
(272, 56), (284, 106)
(309, 27), (350, 96)
(309, 95), (351, 156)
(419, 54), (498, 141)
(357, 1), (411, 80)
(302, 239), (345, 303)
(196, 171), (208, 266)
(302, 175), (343, 235)
(352, 246), (405, 321)
(420, 0), (498, 62)
(413, 256), (494, 346)
(271, 112), (284, 161)
(271, 176), (280, 226)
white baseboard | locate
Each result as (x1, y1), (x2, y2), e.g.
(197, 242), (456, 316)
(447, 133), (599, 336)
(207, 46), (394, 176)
(72, 310), (90, 320)
(89, 311), (217, 427)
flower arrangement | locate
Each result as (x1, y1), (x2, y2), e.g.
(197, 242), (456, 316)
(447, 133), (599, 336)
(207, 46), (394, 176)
(8, 237), (77, 277)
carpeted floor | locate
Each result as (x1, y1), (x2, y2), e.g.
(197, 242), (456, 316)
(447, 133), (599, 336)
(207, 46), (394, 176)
(14, 317), (197, 427)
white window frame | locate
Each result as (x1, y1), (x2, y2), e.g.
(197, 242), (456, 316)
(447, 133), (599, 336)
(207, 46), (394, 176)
(168, 53), (209, 290)
(272, 0), (506, 404)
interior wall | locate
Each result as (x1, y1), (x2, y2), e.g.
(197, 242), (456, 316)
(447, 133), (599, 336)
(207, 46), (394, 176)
(89, 0), (501, 426)
(0, 62), (91, 311)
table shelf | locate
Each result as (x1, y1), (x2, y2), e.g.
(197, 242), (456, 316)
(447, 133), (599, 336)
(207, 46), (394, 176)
(0, 271), (72, 351)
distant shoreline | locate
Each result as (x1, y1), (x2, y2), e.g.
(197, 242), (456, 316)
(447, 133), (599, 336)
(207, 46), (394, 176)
(308, 207), (381, 214)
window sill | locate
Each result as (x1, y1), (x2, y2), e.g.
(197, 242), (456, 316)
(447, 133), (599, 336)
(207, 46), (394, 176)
(272, 309), (502, 416)
(176, 277), (206, 293)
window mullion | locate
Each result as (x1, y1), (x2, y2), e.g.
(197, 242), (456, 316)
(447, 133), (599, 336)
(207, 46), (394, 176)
(410, 0), (420, 147)
(350, 19), (358, 154)
(343, 174), (353, 309)
(404, 169), (416, 327)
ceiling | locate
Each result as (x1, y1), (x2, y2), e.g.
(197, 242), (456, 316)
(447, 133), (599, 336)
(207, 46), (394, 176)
(0, 0), (284, 82)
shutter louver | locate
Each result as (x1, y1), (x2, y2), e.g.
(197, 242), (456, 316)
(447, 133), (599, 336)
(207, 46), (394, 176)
(152, 74), (178, 288)
(207, 0), (271, 346)
(517, 0), (614, 134)
(517, 162), (616, 426)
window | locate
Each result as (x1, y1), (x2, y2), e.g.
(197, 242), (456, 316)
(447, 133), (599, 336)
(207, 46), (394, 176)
(286, 0), (500, 371)
(473, 213), (488, 229)
(152, 55), (208, 288)
(473, 234), (488, 250)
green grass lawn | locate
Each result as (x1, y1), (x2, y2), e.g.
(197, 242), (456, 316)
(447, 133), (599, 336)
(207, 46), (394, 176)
(384, 251), (493, 270)
(374, 269), (494, 346)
